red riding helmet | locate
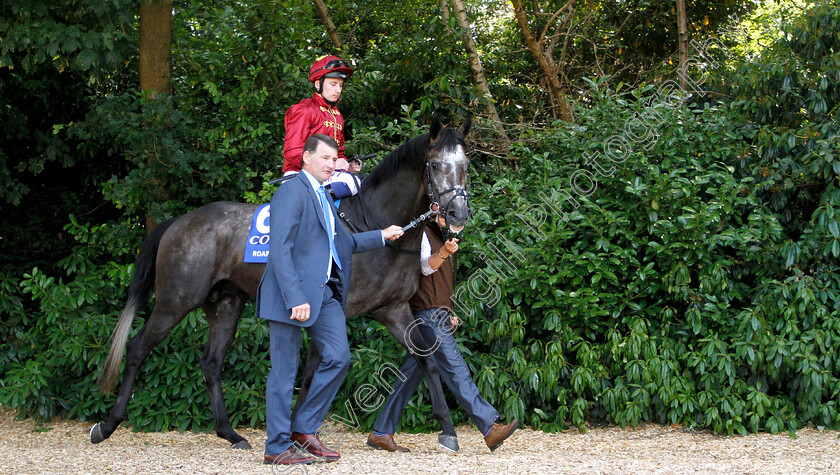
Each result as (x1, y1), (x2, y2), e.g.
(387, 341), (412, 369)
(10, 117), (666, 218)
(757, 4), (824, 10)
(309, 55), (354, 83)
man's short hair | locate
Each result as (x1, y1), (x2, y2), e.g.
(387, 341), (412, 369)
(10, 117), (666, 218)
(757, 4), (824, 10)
(303, 134), (339, 155)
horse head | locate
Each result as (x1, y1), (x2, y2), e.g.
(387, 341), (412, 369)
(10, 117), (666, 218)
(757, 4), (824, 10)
(427, 116), (472, 233)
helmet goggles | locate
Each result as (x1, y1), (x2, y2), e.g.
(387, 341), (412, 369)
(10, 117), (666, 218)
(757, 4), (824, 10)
(310, 55), (354, 83)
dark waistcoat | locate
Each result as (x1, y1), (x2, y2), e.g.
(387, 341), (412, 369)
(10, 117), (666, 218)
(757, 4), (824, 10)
(409, 226), (454, 312)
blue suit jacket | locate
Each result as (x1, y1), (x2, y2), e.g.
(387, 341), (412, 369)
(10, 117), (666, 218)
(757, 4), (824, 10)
(257, 172), (383, 327)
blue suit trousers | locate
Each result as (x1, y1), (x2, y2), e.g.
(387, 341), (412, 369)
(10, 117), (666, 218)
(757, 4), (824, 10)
(265, 286), (350, 455)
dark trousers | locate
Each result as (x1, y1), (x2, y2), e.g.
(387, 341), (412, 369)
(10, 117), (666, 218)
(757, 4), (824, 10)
(265, 286), (350, 455)
(373, 308), (500, 435)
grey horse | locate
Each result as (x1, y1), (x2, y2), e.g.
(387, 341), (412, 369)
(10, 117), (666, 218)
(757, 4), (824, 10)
(90, 117), (473, 451)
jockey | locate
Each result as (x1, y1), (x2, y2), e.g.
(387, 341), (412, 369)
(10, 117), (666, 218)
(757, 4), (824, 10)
(282, 55), (361, 199)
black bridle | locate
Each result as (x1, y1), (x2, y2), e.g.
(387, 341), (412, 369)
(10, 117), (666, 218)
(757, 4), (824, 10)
(424, 161), (471, 224)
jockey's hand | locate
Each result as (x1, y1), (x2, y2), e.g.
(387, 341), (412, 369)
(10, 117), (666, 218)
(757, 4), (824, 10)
(382, 225), (404, 241)
(335, 157), (350, 172)
(450, 314), (459, 330)
(291, 303), (310, 322)
(441, 238), (459, 257)
(348, 160), (362, 173)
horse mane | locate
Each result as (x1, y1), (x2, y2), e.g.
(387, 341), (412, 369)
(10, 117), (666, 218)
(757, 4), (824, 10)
(362, 127), (465, 191)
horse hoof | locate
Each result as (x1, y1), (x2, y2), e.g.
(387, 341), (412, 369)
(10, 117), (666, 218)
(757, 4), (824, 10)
(90, 423), (105, 444)
(438, 434), (459, 453)
(231, 440), (252, 450)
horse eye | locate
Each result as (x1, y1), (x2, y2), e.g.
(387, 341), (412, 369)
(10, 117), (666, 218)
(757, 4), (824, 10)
(431, 162), (440, 170)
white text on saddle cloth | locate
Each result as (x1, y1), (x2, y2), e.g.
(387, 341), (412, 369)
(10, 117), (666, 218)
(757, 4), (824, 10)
(244, 204), (270, 263)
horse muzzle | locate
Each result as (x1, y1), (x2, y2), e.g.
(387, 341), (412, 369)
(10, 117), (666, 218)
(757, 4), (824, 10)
(441, 201), (470, 233)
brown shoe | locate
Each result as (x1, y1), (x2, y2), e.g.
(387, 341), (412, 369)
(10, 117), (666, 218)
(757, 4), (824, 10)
(264, 447), (317, 465)
(367, 432), (410, 452)
(291, 432), (340, 461)
(484, 420), (518, 451)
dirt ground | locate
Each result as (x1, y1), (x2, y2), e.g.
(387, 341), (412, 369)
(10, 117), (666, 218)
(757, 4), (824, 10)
(1, 408), (839, 474)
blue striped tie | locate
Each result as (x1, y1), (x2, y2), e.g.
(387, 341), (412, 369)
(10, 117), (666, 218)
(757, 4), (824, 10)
(317, 185), (342, 270)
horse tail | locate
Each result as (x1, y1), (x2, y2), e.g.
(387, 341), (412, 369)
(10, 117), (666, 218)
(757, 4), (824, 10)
(97, 218), (177, 394)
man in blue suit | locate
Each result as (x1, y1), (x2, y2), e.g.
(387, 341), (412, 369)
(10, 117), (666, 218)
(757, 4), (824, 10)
(258, 133), (404, 465)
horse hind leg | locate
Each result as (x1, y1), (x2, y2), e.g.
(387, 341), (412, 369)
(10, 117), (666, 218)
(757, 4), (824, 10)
(200, 289), (250, 449)
(91, 304), (191, 444)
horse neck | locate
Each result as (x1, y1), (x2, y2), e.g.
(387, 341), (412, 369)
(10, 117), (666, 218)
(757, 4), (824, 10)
(363, 166), (429, 229)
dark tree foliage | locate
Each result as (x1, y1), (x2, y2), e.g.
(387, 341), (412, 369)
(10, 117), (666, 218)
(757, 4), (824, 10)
(0, 0), (137, 275)
(0, 0), (137, 203)
(481, 0), (756, 122)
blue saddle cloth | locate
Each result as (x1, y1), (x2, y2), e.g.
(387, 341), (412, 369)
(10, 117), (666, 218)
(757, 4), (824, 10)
(244, 199), (342, 264)
(245, 204), (271, 263)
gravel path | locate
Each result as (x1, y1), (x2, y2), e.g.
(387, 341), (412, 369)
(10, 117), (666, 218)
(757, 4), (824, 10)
(2, 408), (839, 474)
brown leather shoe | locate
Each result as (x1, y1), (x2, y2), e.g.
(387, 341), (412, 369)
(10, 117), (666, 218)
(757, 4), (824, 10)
(484, 420), (518, 451)
(291, 432), (340, 461)
(367, 432), (410, 452)
(264, 447), (317, 465)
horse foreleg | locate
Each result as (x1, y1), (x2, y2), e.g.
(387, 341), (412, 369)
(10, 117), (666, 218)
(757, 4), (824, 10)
(91, 307), (187, 444)
(290, 343), (322, 425)
(200, 292), (250, 449)
(407, 319), (460, 451)
(375, 307), (459, 452)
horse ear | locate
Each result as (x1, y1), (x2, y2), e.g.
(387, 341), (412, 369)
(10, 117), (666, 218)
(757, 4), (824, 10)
(457, 115), (472, 137)
(430, 116), (443, 143)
